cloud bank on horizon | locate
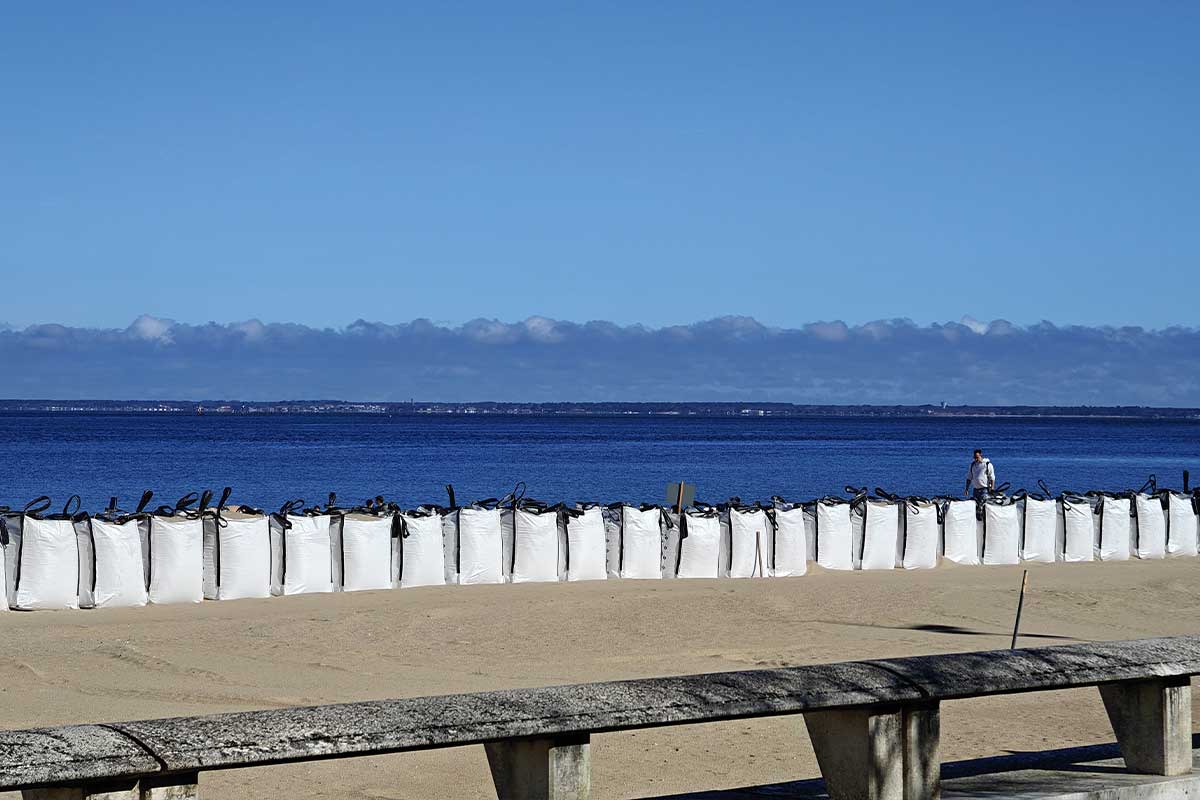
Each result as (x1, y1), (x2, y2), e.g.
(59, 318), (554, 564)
(1, 314), (1196, 406)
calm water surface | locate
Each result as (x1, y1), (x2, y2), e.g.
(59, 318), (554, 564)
(0, 413), (1196, 511)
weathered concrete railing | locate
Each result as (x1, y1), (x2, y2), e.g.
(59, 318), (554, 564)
(5, 636), (1199, 800)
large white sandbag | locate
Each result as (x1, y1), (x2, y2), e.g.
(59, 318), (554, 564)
(1134, 495), (1166, 560)
(279, 515), (334, 595)
(1021, 498), (1058, 564)
(1062, 497), (1096, 562)
(340, 514), (394, 592)
(815, 502), (853, 571)
(620, 506), (663, 579)
(983, 502), (1020, 566)
(676, 511), (721, 579)
(89, 518), (148, 608)
(458, 507), (504, 585)
(1167, 493), (1199, 557)
(729, 508), (769, 578)
(15, 517), (80, 610)
(942, 500), (982, 565)
(860, 501), (899, 571)
(771, 506), (808, 577)
(512, 507), (561, 583)
(203, 511), (272, 601)
(902, 501), (939, 570)
(400, 511), (447, 588)
(1099, 497), (1131, 561)
(149, 516), (204, 604)
(565, 506), (607, 582)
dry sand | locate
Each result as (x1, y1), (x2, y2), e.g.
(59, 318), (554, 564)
(3, 559), (1200, 798)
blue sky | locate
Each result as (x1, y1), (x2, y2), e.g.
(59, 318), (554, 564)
(3, 2), (1197, 332)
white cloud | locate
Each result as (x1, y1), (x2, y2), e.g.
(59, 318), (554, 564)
(127, 314), (174, 344)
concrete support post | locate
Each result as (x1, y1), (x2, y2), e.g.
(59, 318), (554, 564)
(23, 781), (139, 800)
(1100, 675), (1192, 775)
(804, 701), (940, 800)
(485, 734), (590, 800)
(139, 773), (199, 800)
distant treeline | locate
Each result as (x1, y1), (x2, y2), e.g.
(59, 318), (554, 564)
(0, 400), (1198, 419)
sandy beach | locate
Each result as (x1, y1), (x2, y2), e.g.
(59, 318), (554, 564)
(3, 558), (1200, 799)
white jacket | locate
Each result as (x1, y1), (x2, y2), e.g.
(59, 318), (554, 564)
(967, 459), (995, 490)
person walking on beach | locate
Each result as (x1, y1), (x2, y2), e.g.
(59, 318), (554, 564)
(965, 449), (995, 501)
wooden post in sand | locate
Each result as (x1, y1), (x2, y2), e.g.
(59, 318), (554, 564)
(1011, 570), (1029, 649)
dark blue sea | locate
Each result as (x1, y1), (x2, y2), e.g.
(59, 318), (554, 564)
(0, 413), (1196, 513)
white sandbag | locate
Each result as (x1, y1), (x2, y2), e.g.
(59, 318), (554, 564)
(860, 501), (899, 571)
(942, 500), (981, 565)
(565, 506), (607, 582)
(15, 517), (80, 610)
(148, 516), (204, 604)
(983, 502), (1020, 566)
(511, 507), (561, 583)
(902, 501), (939, 570)
(770, 506), (808, 577)
(400, 511), (447, 588)
(340, 514), (395, 592)
(1021, 498), (1058, 564)
(1167, 493), (1199, 557)
(89, 518), (148, 608)
(279, 515), (335, 595)
(1062, 497), (1096, 562)
(1099, 497), (1131, 561)
(676, 511), (721, 579)
(729, 508), (769, 578)
(815, 502), (853, 570)
(203, 512), (272, 601)
(1134, 494), (1166, 560)
(620, 506), (663, 579)
(458, 507), (504, 585)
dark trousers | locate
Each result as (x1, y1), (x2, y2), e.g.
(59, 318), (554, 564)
(972, 488), (989, 502)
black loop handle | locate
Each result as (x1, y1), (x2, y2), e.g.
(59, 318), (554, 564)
(175, 492), (200, 512)
(23, 496), (52, 516)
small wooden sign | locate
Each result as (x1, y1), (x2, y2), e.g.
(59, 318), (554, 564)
(665, 481), (696, 513)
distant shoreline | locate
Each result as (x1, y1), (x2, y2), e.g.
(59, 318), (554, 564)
(0, 400), (1197, 420)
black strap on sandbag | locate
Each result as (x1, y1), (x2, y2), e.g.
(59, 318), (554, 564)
(84, 517), (98, 595)
(134, 491), (154, 515)
(272, 499), (306, 530)
(455, 508), (462, 574)
(23, 496), (52, 518)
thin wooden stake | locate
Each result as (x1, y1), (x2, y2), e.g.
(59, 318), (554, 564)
(755, 530), (764, 577)
(1011, 569), (1029, 649)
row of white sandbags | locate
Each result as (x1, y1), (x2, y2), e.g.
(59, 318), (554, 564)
(776, 492), (1199, 572)
(650, 493), (1198, 576)
(1, 508), (416, 610)
(2, 494), (1196, 611)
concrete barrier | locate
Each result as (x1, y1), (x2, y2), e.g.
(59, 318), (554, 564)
(3, 636), (1200, 799)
